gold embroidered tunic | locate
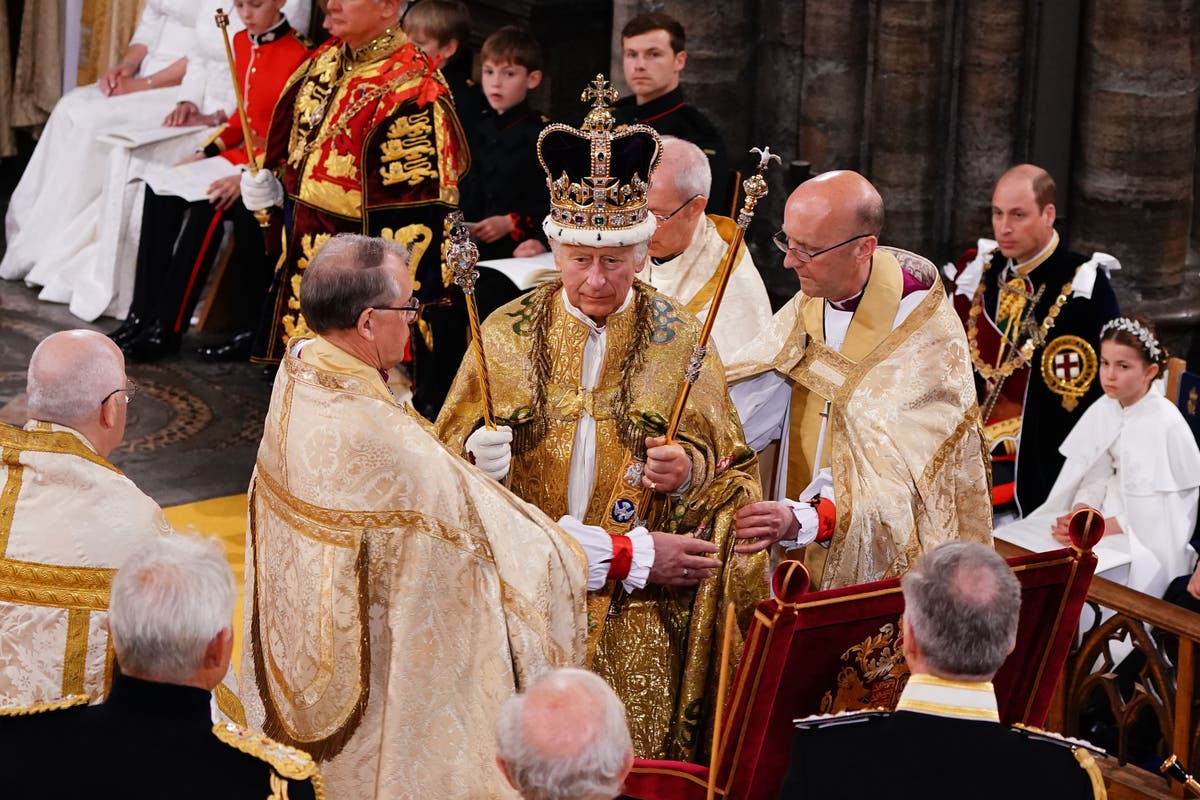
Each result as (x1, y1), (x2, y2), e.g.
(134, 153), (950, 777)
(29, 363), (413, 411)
(254, 29), (467, 362)
(728, 249), (993, 590)
(242, 337), (586, 799)
(0, 421), (169, 707)
(436, 281), (769, 761)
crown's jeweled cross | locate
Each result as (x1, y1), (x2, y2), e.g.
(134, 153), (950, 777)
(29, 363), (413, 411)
(582, 74), (619, 110)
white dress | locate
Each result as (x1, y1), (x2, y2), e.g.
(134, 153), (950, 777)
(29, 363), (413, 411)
(0, 0), (310, 322)
(995, 389), (1200, 597)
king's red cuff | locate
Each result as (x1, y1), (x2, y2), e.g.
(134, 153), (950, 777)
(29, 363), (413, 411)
(607, 534), (634, 581)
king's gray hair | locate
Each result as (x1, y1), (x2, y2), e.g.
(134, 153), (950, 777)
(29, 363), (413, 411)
(496, 668), (631, 800)
(108, 535), (235, 684)
(901, 542), (1021, 678)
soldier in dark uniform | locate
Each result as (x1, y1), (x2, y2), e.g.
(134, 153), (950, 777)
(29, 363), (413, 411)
(613, 12), (730, 215)
(780, 542), (1105, 799)
(0, 536), (323, 800)
(947, 164), (1119, 517)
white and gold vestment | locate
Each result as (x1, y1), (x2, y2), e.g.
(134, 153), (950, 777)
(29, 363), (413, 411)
(241, 337), (586, 799)
(0, 421), (169, 706)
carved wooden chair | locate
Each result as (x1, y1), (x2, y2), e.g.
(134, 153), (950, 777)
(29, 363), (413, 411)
(622, 514), (1102, 800)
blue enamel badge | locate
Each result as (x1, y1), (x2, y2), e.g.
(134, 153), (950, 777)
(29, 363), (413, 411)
(611, 498), (635, 523)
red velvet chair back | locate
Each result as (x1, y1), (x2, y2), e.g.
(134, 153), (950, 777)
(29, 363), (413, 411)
(624, 520), (1100, 800)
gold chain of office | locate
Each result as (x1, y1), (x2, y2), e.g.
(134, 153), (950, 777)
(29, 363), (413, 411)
(966, 256), (1074, 381)
(296, 75), (413, 162)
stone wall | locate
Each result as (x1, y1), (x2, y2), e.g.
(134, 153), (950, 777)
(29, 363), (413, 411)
(605, 0), (1200, 357)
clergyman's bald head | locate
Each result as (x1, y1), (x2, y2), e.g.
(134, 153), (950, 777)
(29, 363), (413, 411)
(26, 330), (125, 429)
(789, 170), (885, 237)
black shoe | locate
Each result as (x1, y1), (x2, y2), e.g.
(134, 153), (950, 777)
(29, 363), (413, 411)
(196, 331), (255, 362)
(108, 313), (145, 347)
(123, 321), (181, 362)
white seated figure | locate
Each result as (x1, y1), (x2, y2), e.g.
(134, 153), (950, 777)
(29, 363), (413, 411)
(995, 317), (1200, 597)
(0, 0), (309, 322)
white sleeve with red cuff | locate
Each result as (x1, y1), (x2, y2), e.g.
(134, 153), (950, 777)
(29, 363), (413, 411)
(779, 468), (835, 550)
(556, 515), (655, 592)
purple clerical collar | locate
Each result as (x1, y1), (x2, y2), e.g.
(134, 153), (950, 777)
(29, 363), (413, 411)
(828, 290), (863, 313)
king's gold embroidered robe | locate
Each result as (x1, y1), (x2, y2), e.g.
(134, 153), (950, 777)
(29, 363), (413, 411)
(437, 281), (769, 761)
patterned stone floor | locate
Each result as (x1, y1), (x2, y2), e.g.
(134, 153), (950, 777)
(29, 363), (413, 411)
(0, 279), (272, 507)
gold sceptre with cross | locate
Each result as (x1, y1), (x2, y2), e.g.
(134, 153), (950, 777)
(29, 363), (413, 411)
(446, 211), (496, 430)
(215, 8), (271, 228)
(631, 146), (780, 525)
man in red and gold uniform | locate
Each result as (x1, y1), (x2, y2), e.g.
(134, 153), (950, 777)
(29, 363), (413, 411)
(241, 0), (467, 416)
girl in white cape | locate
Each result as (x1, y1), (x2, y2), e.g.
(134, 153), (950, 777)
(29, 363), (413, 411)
(995, 317), (1200, 597)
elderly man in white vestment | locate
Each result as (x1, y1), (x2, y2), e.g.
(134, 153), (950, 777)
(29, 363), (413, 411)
(643, 136), (772, 355)
(240, 234), (588, 799)
(0, 330), (169, 707)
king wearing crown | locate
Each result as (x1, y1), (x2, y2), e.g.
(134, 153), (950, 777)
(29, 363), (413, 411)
(436, 75), (769, 761)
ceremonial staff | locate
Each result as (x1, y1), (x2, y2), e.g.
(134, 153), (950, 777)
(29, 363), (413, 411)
(214, 8), (271, 228)
(446, 211), (496, 429)
(1163, 756), (1200, 796)
(632, 146), (780, 524)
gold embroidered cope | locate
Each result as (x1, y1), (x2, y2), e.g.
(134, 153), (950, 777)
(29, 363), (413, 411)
(437, 282), (770, 761)
(242, 337), (586, 799)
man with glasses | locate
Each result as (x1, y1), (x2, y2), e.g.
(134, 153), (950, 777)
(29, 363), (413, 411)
(437, 88), (768, 761)
(726, 170), (991, 590)
(0, 330), (169, 707)
(642, 136), (771, 356)
(242, 233), (588, 799)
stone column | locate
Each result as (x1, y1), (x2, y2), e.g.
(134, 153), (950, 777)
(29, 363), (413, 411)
(1069, 0), (1199, 307)
(797, 0), (872, 174)
(949, 0), (1026, 255)
(868, 0), (953, 258)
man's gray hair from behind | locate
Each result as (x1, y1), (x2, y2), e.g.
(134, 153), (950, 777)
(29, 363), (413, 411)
(108, 535), (235, 684)
(26, 332), (124, 429)
(299, 234), (407, 334)
(901, 541), (1022, 679)
(659, 135), (712, 201)
(496, 668), (632, 800)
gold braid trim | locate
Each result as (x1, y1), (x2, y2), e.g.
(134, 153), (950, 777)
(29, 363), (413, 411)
(0, 694), (88, 716)
(1073, 746), (1108, 799)
(0, 557), (115, 611)
(211, 721), (322, 782)
(0, 424), (121, 475)
(966, 256), (1076, 381)
(248, 482), (370, 763)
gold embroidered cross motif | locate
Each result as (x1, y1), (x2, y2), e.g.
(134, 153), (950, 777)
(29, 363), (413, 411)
(379, 109), (437, 186)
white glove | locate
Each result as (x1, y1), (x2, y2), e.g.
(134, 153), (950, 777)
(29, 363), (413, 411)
(465, 425), (512, 481)
(239, 169), (284, 211)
